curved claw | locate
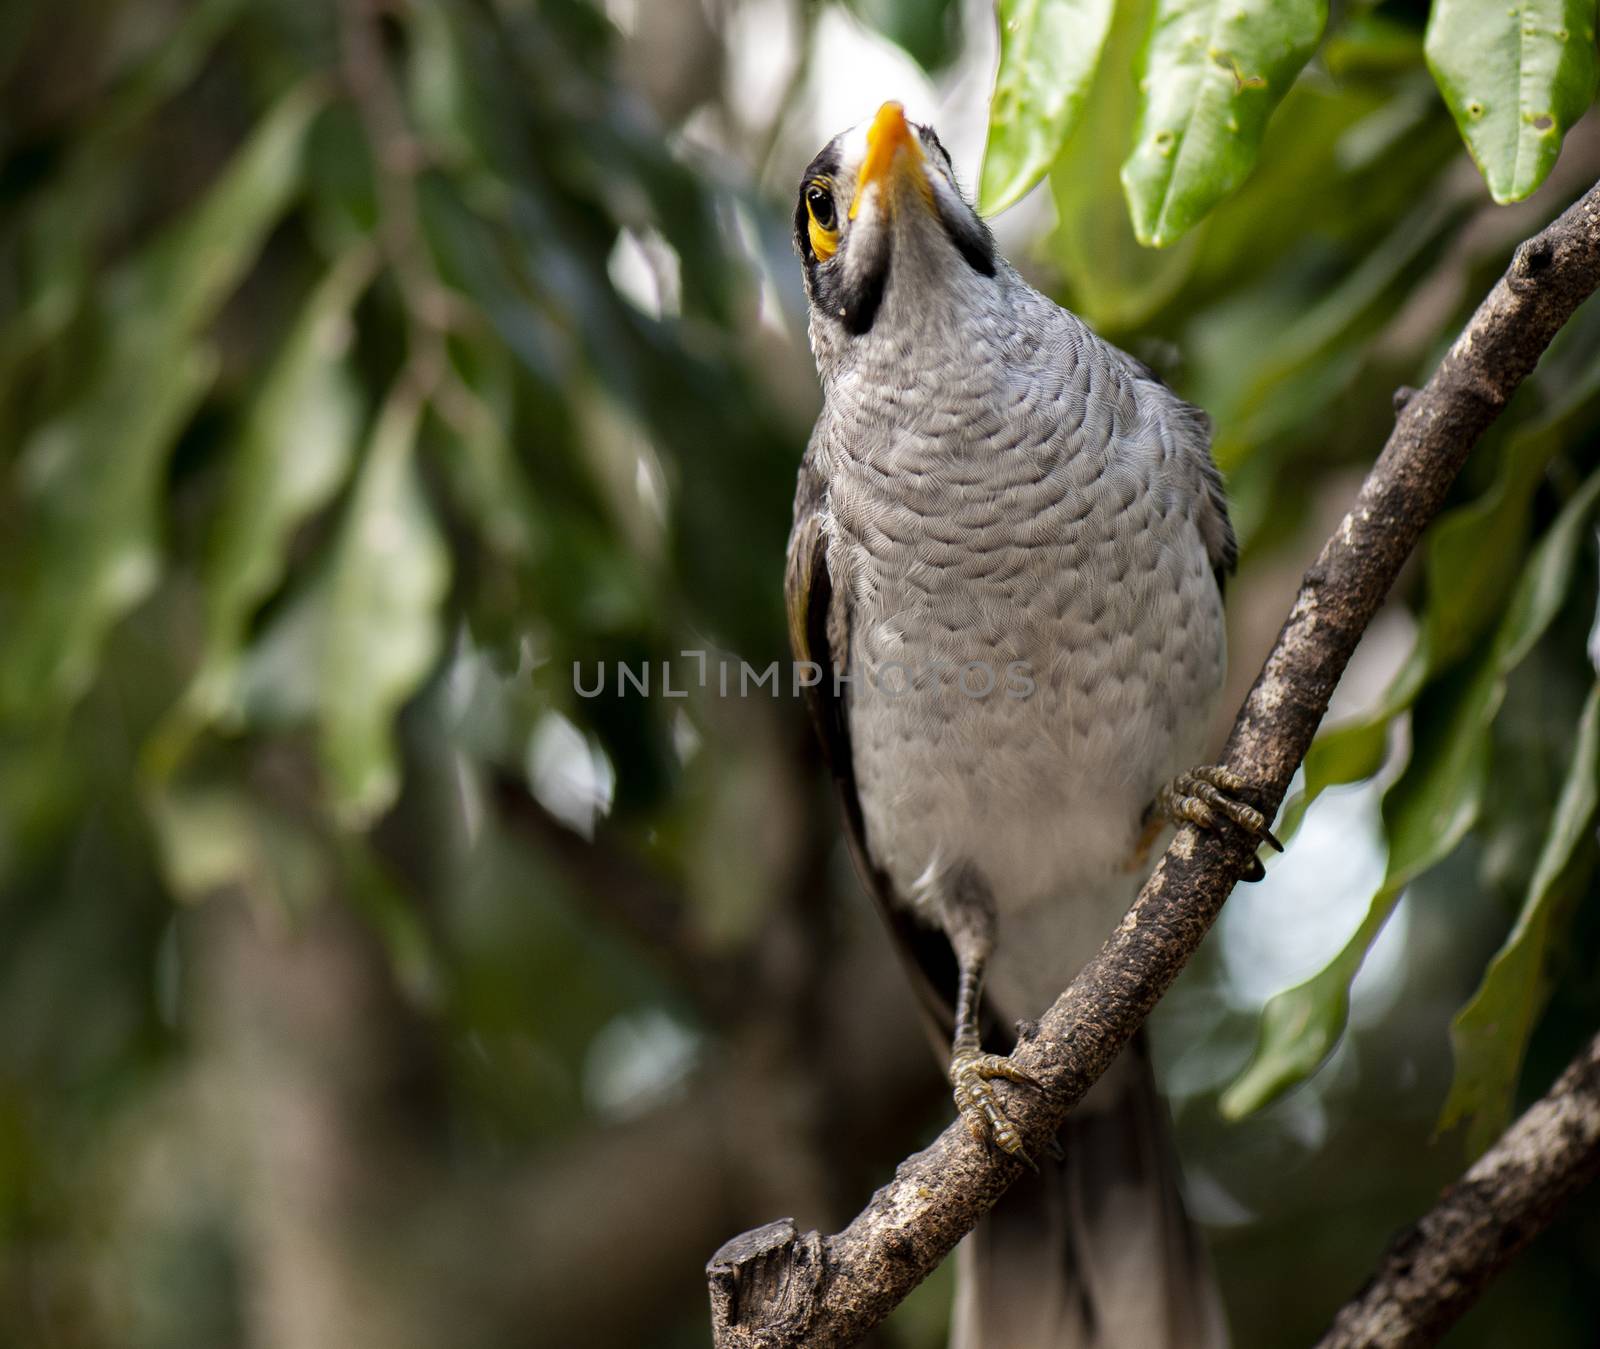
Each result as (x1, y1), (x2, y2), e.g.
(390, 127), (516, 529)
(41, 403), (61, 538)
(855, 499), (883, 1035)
(1157, 765), (1282, 870)
(950, 1047), (1041, 1166)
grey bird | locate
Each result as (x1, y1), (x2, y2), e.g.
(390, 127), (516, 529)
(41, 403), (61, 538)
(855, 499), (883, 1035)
(784, 103), (1279, 1348)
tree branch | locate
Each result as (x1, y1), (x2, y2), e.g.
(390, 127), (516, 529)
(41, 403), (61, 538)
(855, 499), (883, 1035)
(1316, 1028), (1600, 1348)
(707, 179), (1600, 1347)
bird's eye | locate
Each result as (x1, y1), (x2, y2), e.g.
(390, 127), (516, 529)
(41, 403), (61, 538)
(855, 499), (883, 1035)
(805, 180), (839, 261)
(807, 183), (836, 229)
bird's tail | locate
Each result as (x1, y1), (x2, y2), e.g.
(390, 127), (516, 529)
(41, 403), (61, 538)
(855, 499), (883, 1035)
(949, 1037), (1227, 1349)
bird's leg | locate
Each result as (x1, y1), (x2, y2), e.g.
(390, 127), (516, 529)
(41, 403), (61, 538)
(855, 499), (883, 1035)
(1150, 765), (1283, 882)
(942, 872), (1041, 1165)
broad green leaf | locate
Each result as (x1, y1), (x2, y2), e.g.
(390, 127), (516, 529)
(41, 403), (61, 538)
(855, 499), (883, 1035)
(1223, 466), (1600, 1117)
(1122, 0), (1329, 247)
(1425, 0), (1600, 204)
(981, 0), (1117, 215)
(1049, 0), (1197, 332)
(319, 385), (451, 826)
(0, 85), (323, 716)
(145, 246), (377, 779)
(1441, 678), (1600, 1155)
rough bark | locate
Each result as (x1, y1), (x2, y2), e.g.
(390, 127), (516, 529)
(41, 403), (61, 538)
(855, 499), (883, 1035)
(1316, 1029), (1600, 1348)
(708, 179), (1600, 1348)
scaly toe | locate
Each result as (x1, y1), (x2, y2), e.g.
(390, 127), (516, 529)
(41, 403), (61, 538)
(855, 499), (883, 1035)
(951, 1049), (1040, 1163)
(1172, 794), (1219, 831)
(1163, 767), (1283, 854)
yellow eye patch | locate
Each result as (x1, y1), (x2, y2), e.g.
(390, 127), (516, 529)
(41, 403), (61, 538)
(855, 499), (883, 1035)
(805, 179), (839, 261)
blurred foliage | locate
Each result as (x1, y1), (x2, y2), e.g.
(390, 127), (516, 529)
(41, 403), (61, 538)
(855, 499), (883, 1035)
(1226, 456), (1600, 1119)
(1441, 677), (1600, 1154)
(1, 0), (1599, 1346)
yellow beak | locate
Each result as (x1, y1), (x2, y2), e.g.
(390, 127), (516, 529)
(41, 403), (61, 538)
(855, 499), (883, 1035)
(850, 101), (931, 221)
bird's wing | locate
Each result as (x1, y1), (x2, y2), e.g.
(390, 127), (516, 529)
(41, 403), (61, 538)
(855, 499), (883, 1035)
(1121, 356), (1237, 593)
(786, 428), (983, 1051)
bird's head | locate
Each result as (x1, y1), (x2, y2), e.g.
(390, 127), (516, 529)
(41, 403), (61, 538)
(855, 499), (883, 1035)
(794, 102), (998, 364)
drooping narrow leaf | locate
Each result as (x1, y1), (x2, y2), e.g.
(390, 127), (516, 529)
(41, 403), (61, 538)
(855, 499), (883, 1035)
(980, 0), (1117, 215)
(0, 85), (324, 715)
(1425, 0), (1600, 204)
(1221, 654), (1495, 1119)
(1274, 345), (1600, 844)
(146, 246), (377, 778)
(1121, 0), (1329, 247)
(1440, 678), (1600, 1155)
(319, 384), (451, 826)
(430, 332), (538, 562)
(229, 380), (450, 822)
(1222, 465), (1600, 1117)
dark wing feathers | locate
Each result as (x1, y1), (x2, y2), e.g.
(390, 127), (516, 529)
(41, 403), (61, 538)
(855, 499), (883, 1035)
(785, 434), (976, 1051)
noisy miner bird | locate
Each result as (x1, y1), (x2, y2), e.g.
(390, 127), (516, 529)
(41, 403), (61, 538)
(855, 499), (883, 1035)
(784, 102), (1280, 1348)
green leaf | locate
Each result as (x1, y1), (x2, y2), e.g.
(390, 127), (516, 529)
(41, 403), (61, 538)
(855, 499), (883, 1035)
(232, 382), (450, 825)
(0, 84), (324, 716)
(1274, 349), (1600, 840)
(981, 0), (1117, 215)
(1425, 0), (1600, 204)
(203, 247), (377, 653)
(318, 384), (451, 826)
(147, 247), (377, 779)
(1121, 0), (1329, 247)
(1219, 926), (1365, 1119)
(1224, 661), (1494, 1119)
(1274, 645), (1427, 843)
(1223, 465), (1600, 1117)
(1048, 0), (1198, 331)
(432, 334), (538, 562)
(1441, 678), (1600, 1155)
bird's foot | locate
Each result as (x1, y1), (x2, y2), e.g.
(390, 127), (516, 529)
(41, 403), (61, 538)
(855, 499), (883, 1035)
(1155, 765), (1283, 881)
(950, 1045), (1041, 1166)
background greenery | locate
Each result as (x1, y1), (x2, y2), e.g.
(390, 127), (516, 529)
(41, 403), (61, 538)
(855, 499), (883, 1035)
(2, 1), (1599, 1345)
